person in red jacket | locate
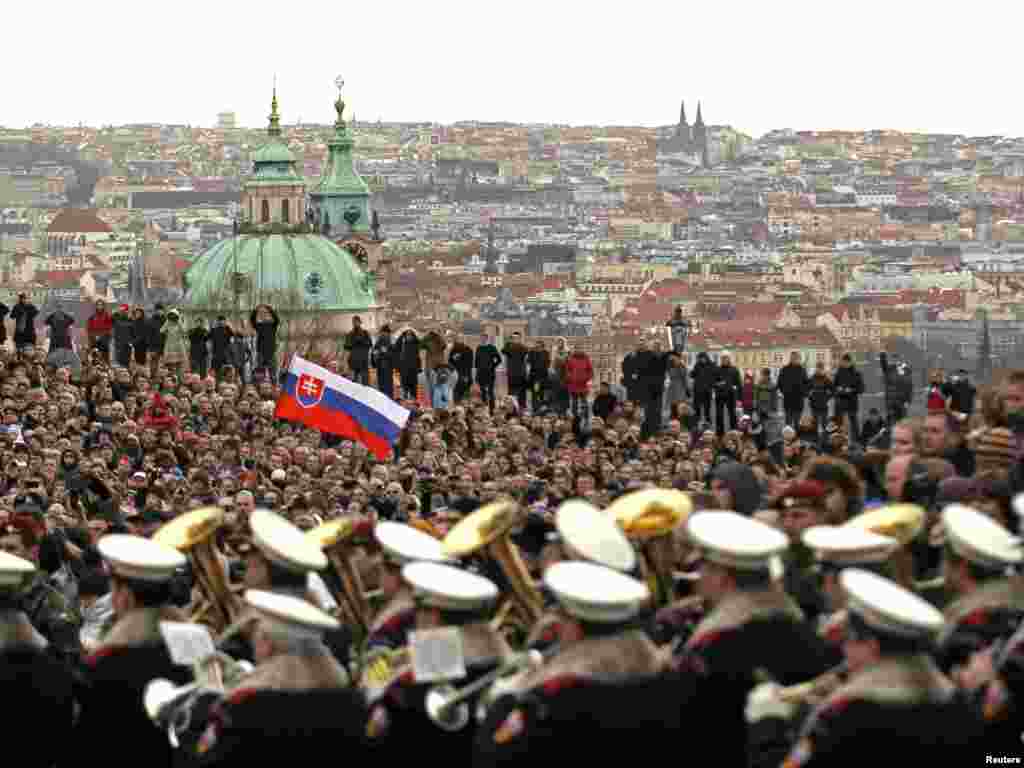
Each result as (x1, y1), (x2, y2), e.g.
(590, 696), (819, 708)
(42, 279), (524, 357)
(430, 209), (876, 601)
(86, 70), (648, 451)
(564, 344), (593, 420)
(142, 393), (178, 432)
(741, 369), (755, 416)
(86, 300), (114, 362)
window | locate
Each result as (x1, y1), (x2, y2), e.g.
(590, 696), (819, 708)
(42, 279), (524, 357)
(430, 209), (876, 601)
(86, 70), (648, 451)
(261, 200), (270, 223)
(281, 199), (290, 224)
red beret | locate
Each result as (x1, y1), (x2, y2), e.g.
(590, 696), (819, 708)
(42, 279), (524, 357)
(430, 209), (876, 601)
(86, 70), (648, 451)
(778, 479), (828, 507)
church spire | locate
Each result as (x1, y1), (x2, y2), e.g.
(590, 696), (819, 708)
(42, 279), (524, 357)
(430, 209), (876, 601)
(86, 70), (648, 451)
(679, 100), (687, 126)
(695, 101), (704, 126)
(268, 77), (282, 137)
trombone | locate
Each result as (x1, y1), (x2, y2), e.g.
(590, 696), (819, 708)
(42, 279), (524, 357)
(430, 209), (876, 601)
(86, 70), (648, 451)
(843, 503), (924, 590)
(152, 506), (242, 635)
(606, 489), (693, 608)
(424, 649), (549, 732)
(442, 500), (545, 635)
(305, 518), (372, 636)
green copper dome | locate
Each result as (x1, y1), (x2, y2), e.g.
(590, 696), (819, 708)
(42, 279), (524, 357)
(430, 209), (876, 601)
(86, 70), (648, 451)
(183, 235), (376, 311)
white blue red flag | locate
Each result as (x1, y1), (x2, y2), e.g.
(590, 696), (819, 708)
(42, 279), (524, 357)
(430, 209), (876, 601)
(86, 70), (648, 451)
(274, 355), (410, 459)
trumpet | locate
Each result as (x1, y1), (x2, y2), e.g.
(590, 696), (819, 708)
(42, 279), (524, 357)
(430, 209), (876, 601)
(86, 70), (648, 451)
(755, 663), (849, 704)
(143, 652), (256, 748)
(152, 506), (241, 634)
(424, 649), (547, 732)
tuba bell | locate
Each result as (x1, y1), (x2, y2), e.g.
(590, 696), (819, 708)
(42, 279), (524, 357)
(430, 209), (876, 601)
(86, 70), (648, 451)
(442, 500), (545, 638)
(305, 517), (373, 636)
(152, 506), (241, 635)
(606, 489), (693, 607)
(843, 503), (924, 589)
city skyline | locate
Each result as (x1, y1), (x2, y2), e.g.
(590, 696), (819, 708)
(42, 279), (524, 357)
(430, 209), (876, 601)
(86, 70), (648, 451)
(6, 0), (1023, 138)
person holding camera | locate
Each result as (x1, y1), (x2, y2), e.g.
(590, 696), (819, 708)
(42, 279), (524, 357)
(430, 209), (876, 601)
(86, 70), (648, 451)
(942, 369), (976, 417)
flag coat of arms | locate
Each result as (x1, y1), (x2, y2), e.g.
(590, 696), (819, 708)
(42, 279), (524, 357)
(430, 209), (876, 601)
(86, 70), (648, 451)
(275, 355), (410, 459)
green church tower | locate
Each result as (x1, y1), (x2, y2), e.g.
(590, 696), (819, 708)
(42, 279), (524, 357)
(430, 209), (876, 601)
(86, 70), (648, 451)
(309, 78), (371, 237)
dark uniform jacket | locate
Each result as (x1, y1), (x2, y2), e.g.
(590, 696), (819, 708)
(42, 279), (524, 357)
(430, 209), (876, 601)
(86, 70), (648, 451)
(778, 363), (809, 408)
(448, 342), (474, 381)
(365, 587), (415, 652)
(936, 578), (1024, 674)
(673, 588), (841, 768)
(769, 655), (982, 767)
(474, 629), (679, 768)
(367, 623), (513, 768)
(190, 650), (363, 767)
(72, 606), (194, 768)
(1, 610), (76, 768)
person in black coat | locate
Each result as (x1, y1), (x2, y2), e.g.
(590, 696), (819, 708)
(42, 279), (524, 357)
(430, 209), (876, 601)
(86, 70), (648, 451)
(10, 293), (38, 352)
(0, 299), (8, 347)
(73, 536), (194, 768)
(0, 555), (76, 768)
(394, 329), (421, 400)
(475, 335), (502, 414)
(672, 512), (840, 768)
(778, 352), (809, 428)
(188, 317), (210, 379)
(942, 369), (976, 417)
(502, 332), (529, 411)
(880, 351), (913, 424)
(344, 316), (373, 386)
(112, 304), (134, 368)
(712, 353), (742, 436)
(634, 337), (669, 440)
(750, 569), (982, 768)
(146, 304), (166, 377)
(833, 353), (865, 444)
(448, 334), (475, 404)
(621, 349), (640, 403)
(526, 340), (551, 413)
(249, 304), (280, 380)
(690, 351), (717, 425)
(372, 325), (395, 400)
(125, 306), (147, 367)
(208, 317), (235, 379)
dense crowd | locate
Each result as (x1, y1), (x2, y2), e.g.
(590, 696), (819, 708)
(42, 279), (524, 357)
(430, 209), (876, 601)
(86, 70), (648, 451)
(3, 293), (1024, 766)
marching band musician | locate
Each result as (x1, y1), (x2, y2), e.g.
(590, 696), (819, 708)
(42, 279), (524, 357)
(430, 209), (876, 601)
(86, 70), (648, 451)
(800, 525), (900, 649)
(671, 512), (840, 768)
(73, 534), (193, 768)
(231, 508), (350, 667)
(184, 590), (368, 766)
(365, 521), (452, 653)
(748, 569), (982, 766)
(523, 499), (639, 654)
(936, 504), (1024, 675)
(964, 616), (1024, 754)
(1, 550), (76, 768)
(366, 561), (510, 766)
(474, 560), (680, 766)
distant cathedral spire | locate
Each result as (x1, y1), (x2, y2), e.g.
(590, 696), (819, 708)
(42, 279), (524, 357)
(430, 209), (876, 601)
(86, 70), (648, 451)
(268, 77), (282, 137)
(695, 101), (704, 127)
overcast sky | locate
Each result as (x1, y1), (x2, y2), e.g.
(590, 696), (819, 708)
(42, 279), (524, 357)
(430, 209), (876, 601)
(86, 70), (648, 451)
(6, 0), (1021, 139)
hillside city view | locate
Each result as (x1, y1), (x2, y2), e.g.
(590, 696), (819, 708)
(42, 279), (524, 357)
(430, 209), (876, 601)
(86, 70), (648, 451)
(2, 95), (1020, 410)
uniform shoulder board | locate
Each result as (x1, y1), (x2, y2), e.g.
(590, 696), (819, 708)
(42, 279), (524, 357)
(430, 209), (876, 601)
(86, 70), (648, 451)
(85, 647), (115, 667)
(226, 687), (258, 707)
(540, 674), (583, 697)
(962, 608), (989, 627)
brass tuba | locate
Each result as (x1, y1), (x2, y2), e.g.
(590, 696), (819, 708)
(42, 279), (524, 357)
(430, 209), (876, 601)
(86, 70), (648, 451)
(152, 506), (241, 634)
(606, 489), (693, 607)
(442, 500), (545, 639)
(305, 518), (372, 636)
(842, 503), (924, 590)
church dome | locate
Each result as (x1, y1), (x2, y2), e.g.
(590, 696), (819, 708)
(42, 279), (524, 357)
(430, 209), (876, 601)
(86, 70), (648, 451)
(183, 234), (376, 312)
(251, 142), (296, 164)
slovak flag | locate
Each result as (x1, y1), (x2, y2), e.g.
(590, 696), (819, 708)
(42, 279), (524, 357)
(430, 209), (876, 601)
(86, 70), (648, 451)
(275, 355), (410, 459)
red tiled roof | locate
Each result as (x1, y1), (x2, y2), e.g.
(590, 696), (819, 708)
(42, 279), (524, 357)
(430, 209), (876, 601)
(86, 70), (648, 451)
(38, 270), (86, 287)
(47, 209), (112, 234)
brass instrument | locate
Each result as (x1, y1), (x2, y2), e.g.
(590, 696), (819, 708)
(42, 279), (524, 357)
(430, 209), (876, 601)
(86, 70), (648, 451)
(443, 500), (545, 633)
(606, 489), (693, 607)
(843, 503), (924, 589)
(424, 650), (547, 732)
(305, 518), (372, 635)
(152, 506), (241, 634)
(754, 663), (848, 705)
(144, 648), (255, 748)
(360, 646), (411, 691)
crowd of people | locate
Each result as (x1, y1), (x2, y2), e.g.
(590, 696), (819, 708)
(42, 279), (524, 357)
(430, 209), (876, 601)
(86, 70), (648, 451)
(1, 296), (1022, 766)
